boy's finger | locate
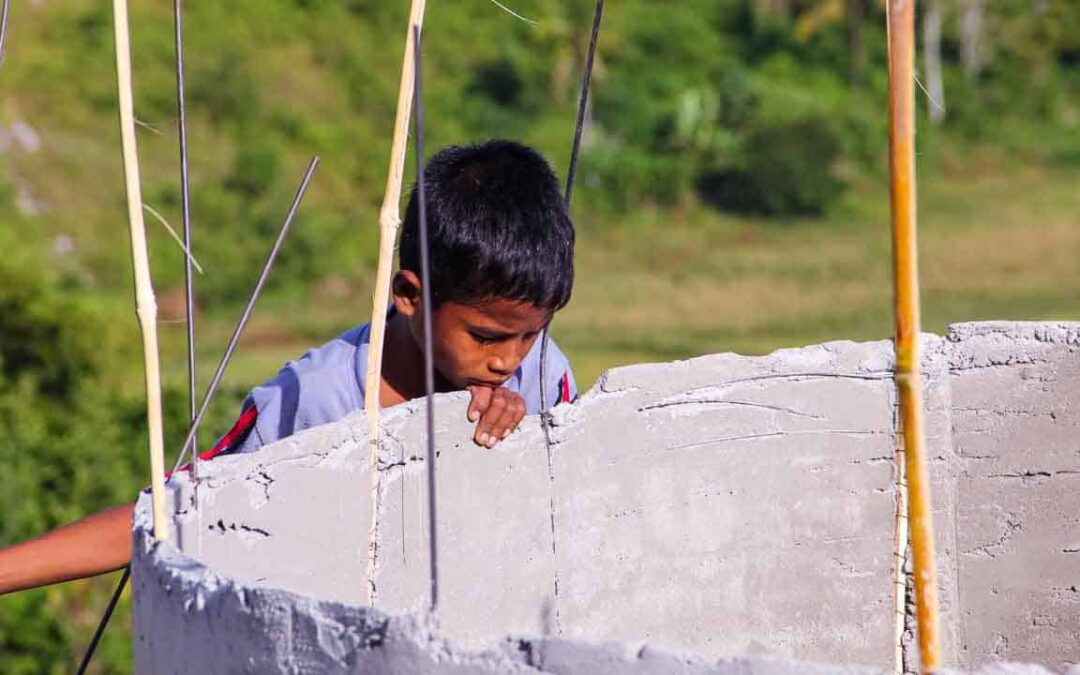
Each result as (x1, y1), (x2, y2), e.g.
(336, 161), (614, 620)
(467, 385), (492, 423)
(474, 393), (507, 447)
(489, 395), (526, 443)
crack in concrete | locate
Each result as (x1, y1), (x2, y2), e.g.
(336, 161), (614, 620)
(207, 519), (272, 538)
(252, 471), (275, 503)
(948, 355), (1046, 373)
(639, 398), (825, 420)
(541, 410), (563, 636)
(669, 429), (886, 451)
(953, 407), (1055, 419)
(987, 470), (1080, 482)
(963, 515), (1022, 558)
(848, 455), (894, 466)
(662, 372), (893, 400)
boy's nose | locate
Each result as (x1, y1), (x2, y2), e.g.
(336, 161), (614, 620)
(488, 342), (526, 376)
(487, 355), (514, 376)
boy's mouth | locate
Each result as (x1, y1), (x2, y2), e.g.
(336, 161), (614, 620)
(467, 378), (509, 388)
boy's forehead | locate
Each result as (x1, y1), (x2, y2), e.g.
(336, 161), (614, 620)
(445, 298), (550, 330)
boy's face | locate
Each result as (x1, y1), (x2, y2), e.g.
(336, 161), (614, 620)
(392, 271), (551, 389)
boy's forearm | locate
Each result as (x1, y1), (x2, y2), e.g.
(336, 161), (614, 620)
(0, 502), (134, 594)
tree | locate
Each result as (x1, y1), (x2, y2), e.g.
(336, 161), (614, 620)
(961, 0), (985, 79)
(923, 0), (946, 123)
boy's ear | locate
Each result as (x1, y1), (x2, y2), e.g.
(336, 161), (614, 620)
(391, 270), (422, 317)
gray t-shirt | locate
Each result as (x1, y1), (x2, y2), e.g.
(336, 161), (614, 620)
(214, 322), (576, 457)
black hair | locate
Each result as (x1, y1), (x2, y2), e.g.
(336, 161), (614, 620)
(399, 139), (574, 311)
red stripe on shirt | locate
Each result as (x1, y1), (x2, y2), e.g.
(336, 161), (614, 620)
(560, 371), (571, 404)
(167, 406), (258, 477)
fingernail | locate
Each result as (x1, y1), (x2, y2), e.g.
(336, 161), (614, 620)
(478, 433), (490, 446)
(468, 411), (479, 422)
(501, 429), (511, 439)
(486, 436), (498, 448)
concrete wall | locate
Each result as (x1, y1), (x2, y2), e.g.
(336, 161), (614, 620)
(132, 322), (1080, 673)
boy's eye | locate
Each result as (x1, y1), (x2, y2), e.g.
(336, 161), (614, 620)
(469, 331), (502, 345)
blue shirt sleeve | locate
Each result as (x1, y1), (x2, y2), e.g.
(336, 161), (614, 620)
(229, 326), (369, 454)
(510, 334), (577, 414)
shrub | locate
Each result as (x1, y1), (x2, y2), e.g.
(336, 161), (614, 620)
(697, 115), (845, 215)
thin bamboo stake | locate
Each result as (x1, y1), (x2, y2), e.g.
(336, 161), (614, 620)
(886, 0), (941, 670)
(112, 0), (168, 542)
(363, 0), (427, 606)
(78, 159), (319, 674)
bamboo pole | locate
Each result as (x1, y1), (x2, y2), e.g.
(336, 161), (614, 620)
(363, 0), (427, 605)
(111, 0), (168, 541)
(886, 0), (941, 670)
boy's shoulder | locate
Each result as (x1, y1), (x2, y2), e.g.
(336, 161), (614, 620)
(236, 324), (371, 453)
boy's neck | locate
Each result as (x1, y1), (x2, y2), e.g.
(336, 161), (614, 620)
(378, 311), (451, 408)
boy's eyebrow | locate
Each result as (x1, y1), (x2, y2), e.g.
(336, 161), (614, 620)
(468, 327), (516, 339)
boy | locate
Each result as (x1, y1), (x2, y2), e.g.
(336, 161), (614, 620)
(0, 139), (578, 594)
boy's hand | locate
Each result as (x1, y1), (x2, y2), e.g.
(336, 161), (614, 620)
(467, 386), (526, 448)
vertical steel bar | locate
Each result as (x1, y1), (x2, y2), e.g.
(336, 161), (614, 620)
(174, 0), (198, 450)
(563, 0), (604, 209)
(0, 0), (10, 70)
(412, 24), (438, 613)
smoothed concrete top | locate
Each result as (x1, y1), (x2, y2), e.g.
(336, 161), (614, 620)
(133, 322), (1080, 674)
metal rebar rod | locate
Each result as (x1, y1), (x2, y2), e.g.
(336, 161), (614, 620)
(412, 25), (438, 614)
(885, 0), (941, 670)
(542, 0), (604, 428)
(563, 0), (604, 209)
(542, 0), (604, 420)
(174, 0), (197, 448)
(364, 0), (428, 606)
(74, 566), (130, 675)
(0, 0), (11, 70)
(170, 156), (320, 474)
